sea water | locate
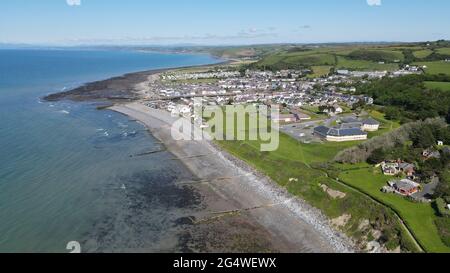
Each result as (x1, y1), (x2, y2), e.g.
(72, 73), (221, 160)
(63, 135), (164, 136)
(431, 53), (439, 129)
(0, 48), (218, 252)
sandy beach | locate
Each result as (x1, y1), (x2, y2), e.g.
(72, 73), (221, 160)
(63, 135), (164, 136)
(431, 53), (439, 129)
(110, 102), (355, 253)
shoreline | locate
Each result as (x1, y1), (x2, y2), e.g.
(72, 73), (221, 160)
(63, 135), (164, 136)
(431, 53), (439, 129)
(43, 59), (232, 102)
(44, 57), (357, 253)
(109, 102), (356, 253)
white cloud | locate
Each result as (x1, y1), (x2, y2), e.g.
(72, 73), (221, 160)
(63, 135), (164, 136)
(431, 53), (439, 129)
(66, 0), (81, 6)
(367, 0), (382, 6)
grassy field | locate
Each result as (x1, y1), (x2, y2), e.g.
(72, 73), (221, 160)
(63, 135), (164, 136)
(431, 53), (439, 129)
(414, 61), (450, 75)
(425, 81), (450, 91)
(337, 163), (450, 253)
(413, 49), (433, 59)
(254, 51), (336, 70)
(366, 109), (401, 138)
(251, 46), (407, 71)
(299, 105), (328, 120)
(336, 56), (399, 71)
(437, 47), (450, 56)
(309, 65), (332, 78)
(346, 49), (404, 62)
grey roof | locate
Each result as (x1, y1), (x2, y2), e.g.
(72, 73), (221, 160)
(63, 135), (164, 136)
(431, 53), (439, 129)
(362, 118), (380, 125)
(341, 122), (363, 129)
(314, 126), (367, 137)
(395, 180), (419, 192)
(399, 162), (415, 170)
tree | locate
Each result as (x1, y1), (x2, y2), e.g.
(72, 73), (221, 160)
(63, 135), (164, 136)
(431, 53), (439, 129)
(352, 99), (365, 111)
(447, 107), (450, 124)
(367, 148), (386, 164)
(410, 126), (436, 148)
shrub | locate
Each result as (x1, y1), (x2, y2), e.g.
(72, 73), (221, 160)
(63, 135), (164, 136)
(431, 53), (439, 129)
(435, 217), (450, 247)
(436, 198), (450, 218)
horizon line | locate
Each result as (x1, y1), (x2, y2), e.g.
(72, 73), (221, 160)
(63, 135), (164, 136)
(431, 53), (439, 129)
(1, 39), (448, 48)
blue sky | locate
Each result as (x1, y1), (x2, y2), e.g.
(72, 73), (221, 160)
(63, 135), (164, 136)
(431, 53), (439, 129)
(0, 0), (449, 45)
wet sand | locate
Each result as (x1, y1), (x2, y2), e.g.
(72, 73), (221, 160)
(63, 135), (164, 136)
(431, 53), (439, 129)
(110, 102), (355, 253)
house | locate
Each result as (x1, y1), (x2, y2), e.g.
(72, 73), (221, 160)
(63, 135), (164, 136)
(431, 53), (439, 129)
(337, 70), (350, 75)
(392, 179), (421, 196)
(364, 97), (374, 105)
(381, 162), (400, 176)
(334, 106), (344, 114)
(437, 141), (444, 146)
(381, 161), (415, 176)
(361, 118), (380, 132)
(314, 126), (368, 142)
(398, 162), (416, 177)
(422, 148), (441, 160)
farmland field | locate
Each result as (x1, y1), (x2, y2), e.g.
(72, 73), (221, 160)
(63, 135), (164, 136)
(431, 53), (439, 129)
(437, 47), (450, 56)
(414, 61), (450, 75)
(336, 56), (399, 71)
(346, 49), (404, 62)
(425, 81), (450, 91)
(413, 49), (433, 59)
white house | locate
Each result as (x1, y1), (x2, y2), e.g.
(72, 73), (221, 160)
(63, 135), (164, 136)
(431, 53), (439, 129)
(361, 118), (381, 132)
(334, 106), (344, 114)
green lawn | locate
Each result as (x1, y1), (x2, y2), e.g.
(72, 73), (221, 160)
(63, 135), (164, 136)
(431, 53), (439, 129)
(337, 163), (450, 253)
(299, 106), (328, 120)
(425, 81), (450, 92)
(414, 61), (450, 76)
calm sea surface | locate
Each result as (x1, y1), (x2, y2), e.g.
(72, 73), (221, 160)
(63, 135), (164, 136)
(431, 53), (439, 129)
(0, 49), (219, 252)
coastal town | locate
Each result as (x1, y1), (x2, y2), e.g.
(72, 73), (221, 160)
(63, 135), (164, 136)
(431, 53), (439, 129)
(120, 50), (450, 253)
(42, 40), (450, 253)
(4, 0), (450, 260)
(139, 64), (425, 143)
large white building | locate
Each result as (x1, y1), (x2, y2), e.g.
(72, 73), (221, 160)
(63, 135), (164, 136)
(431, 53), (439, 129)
(314, 126), (368, 142)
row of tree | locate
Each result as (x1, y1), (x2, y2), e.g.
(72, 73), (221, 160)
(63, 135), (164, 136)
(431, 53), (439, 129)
(356, 74), (450, 123)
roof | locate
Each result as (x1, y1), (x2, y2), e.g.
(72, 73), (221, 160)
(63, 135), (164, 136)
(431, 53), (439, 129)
(362, 118), (380, 125)
(399, 162), (415, 170)
(314, 126), (367, 137)
(314, 126), (331, 136)
(341, 122), (363, 129)
(395, 179), (420, 191)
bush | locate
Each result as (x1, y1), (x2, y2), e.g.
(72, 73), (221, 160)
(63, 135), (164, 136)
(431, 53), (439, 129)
(335, 118), (448, 164)
(435, 217), (450, 247)
(436, 198), (450, 218)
